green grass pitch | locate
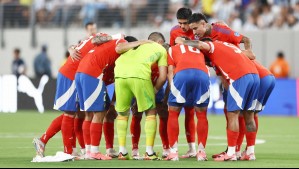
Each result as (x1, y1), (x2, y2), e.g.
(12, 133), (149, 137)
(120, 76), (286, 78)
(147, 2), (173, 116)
(0, 111), (298, 168)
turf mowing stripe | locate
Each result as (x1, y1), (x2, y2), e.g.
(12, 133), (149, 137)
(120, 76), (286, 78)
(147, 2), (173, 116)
(297, 79), (299, 117)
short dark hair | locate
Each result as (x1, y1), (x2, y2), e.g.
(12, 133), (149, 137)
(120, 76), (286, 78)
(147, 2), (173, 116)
(65, 51), (70, 58)
(176, 7), (192, 20)
(148, 32), (165, 43)
(188, 13), (208, 24)
(124, 36), (138, 42)
(277, 51), (284, 58)
(14, 48), (20, 54)
(85, 22), (95, 29)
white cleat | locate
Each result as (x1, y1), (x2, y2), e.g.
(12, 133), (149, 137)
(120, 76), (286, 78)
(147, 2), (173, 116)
(162, 149), (170, 158)
(132, 149), (140, 160)
(181, 149), (197, 158)
(32, 138), (45, 157)
(106, 148), (119, 158)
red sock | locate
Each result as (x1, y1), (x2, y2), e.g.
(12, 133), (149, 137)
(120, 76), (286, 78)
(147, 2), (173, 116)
(227, 129), (239, 147)
(74, 118), (85, 149)
(254, 115), (259, 132)
(40, 114), (63, 144)
(61, 115), (74, 154)
(159, 116), (169, 149)
(167, 109), (180, 148)
(246, 132), (256, 147)
(72, 131), (76, 148)
(104, 122), (114, 149)
(82, 120), (91, 146)
(184, 107), (196, 143)
(196, 110), (208, 147)
(90, 123), (103, 147)
(236, 116), (246, 152)
(224, 107), (228, 128)
(130, 115), (142, 150)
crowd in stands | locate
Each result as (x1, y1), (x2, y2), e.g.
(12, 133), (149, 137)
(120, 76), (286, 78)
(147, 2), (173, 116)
(1, 0), (299, 30)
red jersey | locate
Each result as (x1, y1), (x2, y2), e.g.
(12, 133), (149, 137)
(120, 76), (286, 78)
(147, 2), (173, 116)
(59, 33), (106, 80)
(206, 41), (258, 81)
(76, 39), (126, 78)
(253, 60), (272, 78)
(151, 63), (159, 85)
(168, 44), (208, 75)
(102, 63), (115, 85)
(203, 23), (243, 47)
(170, 25), (195, 46)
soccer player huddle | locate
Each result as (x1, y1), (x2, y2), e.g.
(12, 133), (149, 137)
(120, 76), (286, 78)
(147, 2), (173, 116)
(32, 7), (275, 162)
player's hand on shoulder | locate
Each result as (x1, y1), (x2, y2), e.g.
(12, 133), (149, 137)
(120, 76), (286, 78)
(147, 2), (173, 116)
(175, 37), (184, 45)
(69, 46), (82, 62)
(242, 49), (256, 60)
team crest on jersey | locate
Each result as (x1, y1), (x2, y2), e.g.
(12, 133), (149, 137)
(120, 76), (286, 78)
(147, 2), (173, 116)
(234, 32), (240, 37)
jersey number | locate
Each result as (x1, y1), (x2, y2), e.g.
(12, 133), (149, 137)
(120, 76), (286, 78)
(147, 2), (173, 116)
(179, 45), (200, 54)
(223, 42), (242, 54)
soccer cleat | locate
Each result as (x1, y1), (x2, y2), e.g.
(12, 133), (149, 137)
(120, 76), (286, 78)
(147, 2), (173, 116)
(196, 151), (208, 161)
(236, 151), (242, 160)
(32, 138), (45, 157)
(162, 149), (170, 158)
(181, 149), (197, 158)
(132, 149), (140, 160)
(84, 151), (94, 160)
(106, 148), (119, 158)
(212, 151), (226, 159)
(164, 152), (179, 161)
(118, 152), (131, 160)
(143, 152), (163, 161)
(90, 152), (112, 160)
(214, 153), (237, 161)
(240, 153), (256, 161)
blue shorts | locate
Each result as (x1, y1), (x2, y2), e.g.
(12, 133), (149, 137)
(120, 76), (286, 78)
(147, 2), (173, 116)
(168, 69), (210, 107)
(256, 75), (275, 111)
(53, 73), (78, 112)
(227, 74), (260, 112)
(75, 73), (110, 112)
(155, 87), (165, 103)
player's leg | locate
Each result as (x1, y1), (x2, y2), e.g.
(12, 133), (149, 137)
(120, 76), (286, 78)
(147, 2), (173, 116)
(115, 78), (134, 160)
(182, 106), (196, 158)
(74, 111), (85, 156)
(80, 73), (111, 160)
(130, 101), (142, 158)
(52, 72), (78, 155)
(33, 114), (63, 157)
(193, 70), (210, 161)
(104, 103), (118, 158)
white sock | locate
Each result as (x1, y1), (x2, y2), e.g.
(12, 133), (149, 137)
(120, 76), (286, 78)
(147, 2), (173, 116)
(90, 146), (99, 153)
(119, 146), (128, 155)
(72, 148), (78, 154)
(86, 145), (91, 152)
(188, 142), (196, 151)
(246, 146), (255, 155)
(146, 146), (154, 155)
(227, 146), (236, 156)
(198, 143), (206, 152)
(81, 148), (86, 154)
(170, 142), (178, 153)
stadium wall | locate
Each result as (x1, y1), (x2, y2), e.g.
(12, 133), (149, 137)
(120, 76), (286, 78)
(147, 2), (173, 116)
(0, 75), (298, 117)
(0, 28), (299, 78)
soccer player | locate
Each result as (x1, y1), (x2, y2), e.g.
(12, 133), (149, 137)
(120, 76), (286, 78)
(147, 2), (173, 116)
(165, 37), (210, 161)
(74, 35), (130, 160)
(129, 39), (170, 159)
(32, 22), (101, 157)
(176, 37), (260, 161)
(169, 7), (198, 158)
(114, 33), (167, 160)
(187, 13), (275, 160)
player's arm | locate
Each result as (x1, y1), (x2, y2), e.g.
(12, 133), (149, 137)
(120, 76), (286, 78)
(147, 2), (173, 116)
(115, 40), (153, 54)
(175, 37), (211, 52)
(155, 66), (167, 93)
(68, 45), (82, 61)
(240, 35), (255, 60)
(92, 34), (112, 45)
